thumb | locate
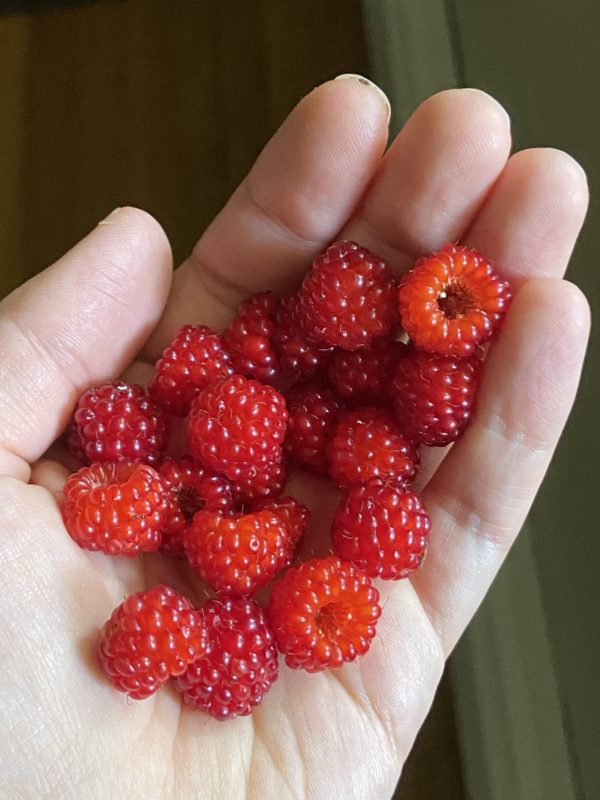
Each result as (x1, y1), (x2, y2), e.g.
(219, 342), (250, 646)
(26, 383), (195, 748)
(0, 207), (172, 479)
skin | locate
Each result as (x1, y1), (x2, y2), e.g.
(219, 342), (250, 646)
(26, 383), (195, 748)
(0, 80), (590, 800)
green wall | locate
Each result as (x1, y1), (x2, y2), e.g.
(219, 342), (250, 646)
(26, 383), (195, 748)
(365, 1), (599, 797)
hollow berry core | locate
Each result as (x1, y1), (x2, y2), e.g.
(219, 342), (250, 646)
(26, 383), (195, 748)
(316, 603), (350, 637)
(176, 487), (204, 521)
(437, 281), (475, 319)
(86, 461), (136, 489)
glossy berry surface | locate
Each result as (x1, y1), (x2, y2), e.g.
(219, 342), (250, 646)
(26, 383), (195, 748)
(272, 295), (333, 377)
(251, 496), (311, 548)
(284, 382), (343, 474)
(187, 374), (288, 481)
(175, 596), (278, 720)
(328, 338), (408, 402)
(295, 241), (397, 351)
(159, 457), (234, 556)
(327, 406), (418, 490)
(398, 243), (512, 356)
(332, 478), (431, 580)
(68, 381), (168, 465)
(149, 324), (233, 416)
(98, 585), (208, 699)
(223, 292), (280, 382)
(393, 350), (482, 446)
(185, 506), (297, 595)
(62, 461), (170, 556)
(267, 555), (381, 672)
(231, 458), (287, 505)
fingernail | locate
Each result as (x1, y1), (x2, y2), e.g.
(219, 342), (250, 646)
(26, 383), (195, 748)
(97, 207), (123, 226)
(334, 74), (391, 123)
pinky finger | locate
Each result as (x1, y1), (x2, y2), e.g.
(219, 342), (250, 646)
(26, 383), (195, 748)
(410, 277), (590, 654)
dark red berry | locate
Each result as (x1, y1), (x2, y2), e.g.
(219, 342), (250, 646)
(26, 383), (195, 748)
(222, 292), (280, 382)
(187, 374), (287, 481)
(327, 406), (418, 490)
(284, 382), (343, 473)
(69, 381), (168, 465)
(332, 478), (431, 579)
(175, 596), (278, 720)
(328, 338), (408, 402)
(149, 324), (233, 416)
(393, 350), (482, 446)
(272, 295), (333, 377)
(294, 241), (397, 350)
(231, 458), (287, 506)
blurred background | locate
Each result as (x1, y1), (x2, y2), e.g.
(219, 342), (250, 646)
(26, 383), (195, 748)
(0, 1), (598, 798)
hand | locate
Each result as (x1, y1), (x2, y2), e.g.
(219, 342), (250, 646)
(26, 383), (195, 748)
(0, 79), (590, 800)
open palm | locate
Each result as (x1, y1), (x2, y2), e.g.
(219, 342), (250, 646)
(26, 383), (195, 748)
(0, 80), (590, 800)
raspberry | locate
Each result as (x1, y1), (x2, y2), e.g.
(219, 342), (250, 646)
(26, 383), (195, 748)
(284, 382), (343, 474)
(332, 479), (431, 579)
(267, 555), (381, 672)
(159, 457), (234, 555)
(98, 585), (207, 699)
(251, 496), (310, 547)
(175, 596), (278, 720)
(149, 324), (233, 416)
(397, 243), (512, 356)
(327, 406), (418, 490)
(222, 292), (280, 382)
(185, 506), (297, 595)
(328, 338), (408, 402)
(294, 241), (397, 350)
(187, 374), (288, 481)
(231, 458), (286, 505)
(62, 461), (170, 556)
(272, 296), (332, 377)
(393, 350), (482, 446)
(68, 381), (168, 465)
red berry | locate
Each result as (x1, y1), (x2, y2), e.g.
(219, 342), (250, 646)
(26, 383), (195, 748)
(397, 243), (512, 356)
(294, 241), (397, 350)
(159, 457), (234, 555)
(328, 338), (408, 402)
(231, 458), (287, 505)
(393, 350), (482, 446)
(185, 506), (296, 595)
(222, 292), (280, 382)
(272, 295), (332, 377)
(327, 406), (418, 490)
(187, 374), (288, 481)
(149, 324), (233, 416)
(68, 381), (168, 465)
(175, 596), (278, 720)
(251, 496), (311, 547)
(62, 461), (170, 556)
(332, 479), (431, 579)
(98, 585), (207, 700)
(267, 555), (381, 672)
(284, 382), (343, 474)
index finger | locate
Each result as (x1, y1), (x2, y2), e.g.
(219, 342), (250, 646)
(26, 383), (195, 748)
(143, 76), (390, 357)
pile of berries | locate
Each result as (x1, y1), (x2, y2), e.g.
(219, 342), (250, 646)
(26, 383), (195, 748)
(61, 240), (511, 719)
